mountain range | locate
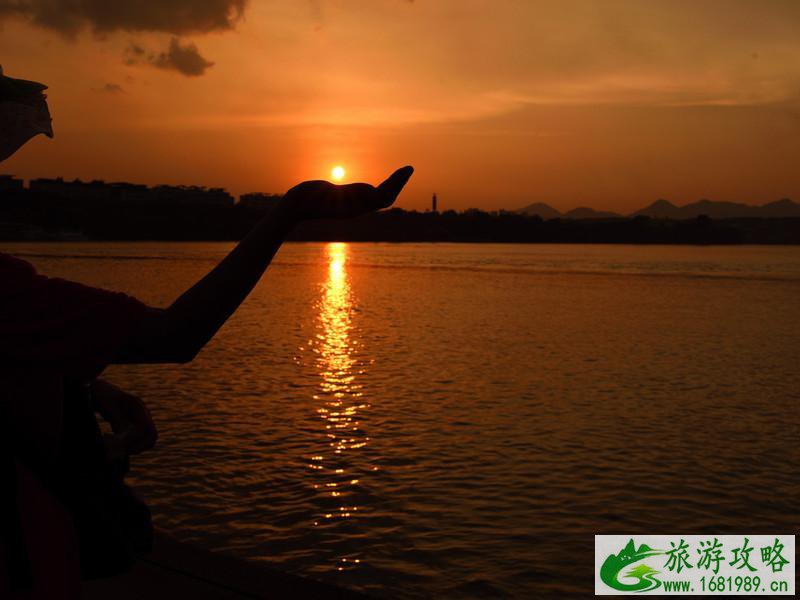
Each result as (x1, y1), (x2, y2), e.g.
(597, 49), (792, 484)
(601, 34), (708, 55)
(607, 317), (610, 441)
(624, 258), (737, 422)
(518, 198), (800, 219)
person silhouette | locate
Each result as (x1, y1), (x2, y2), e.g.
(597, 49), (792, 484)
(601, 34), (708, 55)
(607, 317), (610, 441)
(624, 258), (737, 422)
(0, 67), (413, 599)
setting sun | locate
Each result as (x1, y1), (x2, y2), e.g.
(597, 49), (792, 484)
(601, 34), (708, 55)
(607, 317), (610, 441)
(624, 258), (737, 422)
(331, 166), (346, 181)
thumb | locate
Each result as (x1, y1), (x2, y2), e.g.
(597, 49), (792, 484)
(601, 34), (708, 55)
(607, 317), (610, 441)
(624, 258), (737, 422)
(376, 165), (414, 206)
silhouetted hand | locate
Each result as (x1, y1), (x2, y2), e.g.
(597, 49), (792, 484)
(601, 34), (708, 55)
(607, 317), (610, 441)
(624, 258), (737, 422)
(93, 379), (158, 457)
(0, 66), (53, 162)
(281, 165), (413, 221)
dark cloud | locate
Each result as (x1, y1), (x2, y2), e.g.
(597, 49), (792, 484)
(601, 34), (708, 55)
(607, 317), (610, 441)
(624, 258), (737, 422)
(153, 37), (214, 77)
(124, 43), (146, 65)
(0, 0), (246, 36)
(126, 37), (214, 77)
(2, 1), (234, 77)
(102, 83), (124, 93)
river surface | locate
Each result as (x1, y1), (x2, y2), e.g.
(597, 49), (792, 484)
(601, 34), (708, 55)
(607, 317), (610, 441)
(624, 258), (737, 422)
(4, 242), (799, 598)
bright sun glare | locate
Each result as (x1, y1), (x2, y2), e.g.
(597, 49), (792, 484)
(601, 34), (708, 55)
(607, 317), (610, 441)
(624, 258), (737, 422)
(331, 166), (346, 181)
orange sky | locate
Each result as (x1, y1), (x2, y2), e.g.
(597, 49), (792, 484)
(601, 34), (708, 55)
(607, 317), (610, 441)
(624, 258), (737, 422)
(2, 0), (800, 212)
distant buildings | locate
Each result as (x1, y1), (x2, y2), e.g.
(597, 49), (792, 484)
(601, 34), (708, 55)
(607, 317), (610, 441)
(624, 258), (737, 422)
(0, 175), (24, 193)
(111, 182), (151, 203)
(153, 185), (234, 207)
(24, 177), (234, 207)
(29, 178), (118, 202)
(238, 192), (282, 211)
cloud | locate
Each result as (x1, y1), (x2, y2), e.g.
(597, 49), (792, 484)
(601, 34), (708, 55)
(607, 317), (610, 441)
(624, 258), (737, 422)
(1, 0), (242, 77)
(0, 0), (246, 36)
(126, 37), (214, 77)
(152, 37), (214, 77)
(125, 43), (147, 62)
(293, 0), (800, 116)
(102, 83), (124, 93)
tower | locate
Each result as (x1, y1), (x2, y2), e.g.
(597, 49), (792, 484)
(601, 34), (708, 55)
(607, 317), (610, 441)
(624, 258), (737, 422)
(432, 192), (438, 213)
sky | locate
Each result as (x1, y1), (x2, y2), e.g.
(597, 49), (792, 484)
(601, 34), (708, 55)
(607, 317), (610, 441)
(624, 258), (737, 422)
(1, 0), (800, 212)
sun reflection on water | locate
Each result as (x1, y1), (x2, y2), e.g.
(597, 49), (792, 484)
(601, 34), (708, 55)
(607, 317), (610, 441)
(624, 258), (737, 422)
(308, 242), (370, 571)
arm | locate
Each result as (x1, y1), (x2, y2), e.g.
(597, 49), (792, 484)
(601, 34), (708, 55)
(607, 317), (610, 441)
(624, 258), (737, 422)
(117, 200), (295, 363)
(116, 166), (413, 364)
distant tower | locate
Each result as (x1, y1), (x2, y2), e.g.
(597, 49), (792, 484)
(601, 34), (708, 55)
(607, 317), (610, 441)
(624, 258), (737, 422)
(432, 192), (438, 213)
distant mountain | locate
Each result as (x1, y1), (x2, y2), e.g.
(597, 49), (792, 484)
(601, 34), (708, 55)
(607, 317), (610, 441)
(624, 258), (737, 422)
(518, 202), (561, 219)
(678, 199), (756, 219)
(562, 206), (622, 219)
(516, 198), (800, 221)
(631, 198), (800, 219)
(631, 199), (681, 218)
(758, 198), (800, 218)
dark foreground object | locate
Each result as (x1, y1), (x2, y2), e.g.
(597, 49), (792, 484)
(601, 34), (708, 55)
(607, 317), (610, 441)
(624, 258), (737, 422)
(82, 533), (371, 600)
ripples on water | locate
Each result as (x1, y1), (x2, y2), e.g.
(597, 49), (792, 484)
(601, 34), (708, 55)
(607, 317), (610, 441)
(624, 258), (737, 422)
(4, 242), (800, 598)
(302, 243), (372, 570)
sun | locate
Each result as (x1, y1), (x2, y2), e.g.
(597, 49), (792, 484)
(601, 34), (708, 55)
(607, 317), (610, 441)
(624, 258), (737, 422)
(331, 165), (346, 181)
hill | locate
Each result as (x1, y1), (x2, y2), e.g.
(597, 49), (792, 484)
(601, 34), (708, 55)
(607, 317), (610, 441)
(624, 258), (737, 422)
(517, 202), (561, 219)
(630, 199), (681, 218)
(632, 198), (800, 219)
(518, 198), (800, 220)
(758, 198), (800, 218)
(562, 207), (622, 219)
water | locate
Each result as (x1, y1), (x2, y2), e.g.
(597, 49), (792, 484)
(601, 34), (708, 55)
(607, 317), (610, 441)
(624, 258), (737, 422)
(4, 242), (800, 598)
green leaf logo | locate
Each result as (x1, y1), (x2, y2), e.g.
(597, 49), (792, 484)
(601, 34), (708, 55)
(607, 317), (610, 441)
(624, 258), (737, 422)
(600, 539), (665, 593)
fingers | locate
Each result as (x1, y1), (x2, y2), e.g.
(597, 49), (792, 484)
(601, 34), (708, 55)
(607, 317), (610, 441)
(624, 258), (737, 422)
(376, 165), (414, 206)
(124, 399), (158, 453)
(337, 166), (413, 214)
(94, 380), (158, 454)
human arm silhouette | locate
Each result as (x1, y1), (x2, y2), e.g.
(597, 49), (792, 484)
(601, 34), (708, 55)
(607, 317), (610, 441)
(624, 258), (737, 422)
(116, 166), (413, 364)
